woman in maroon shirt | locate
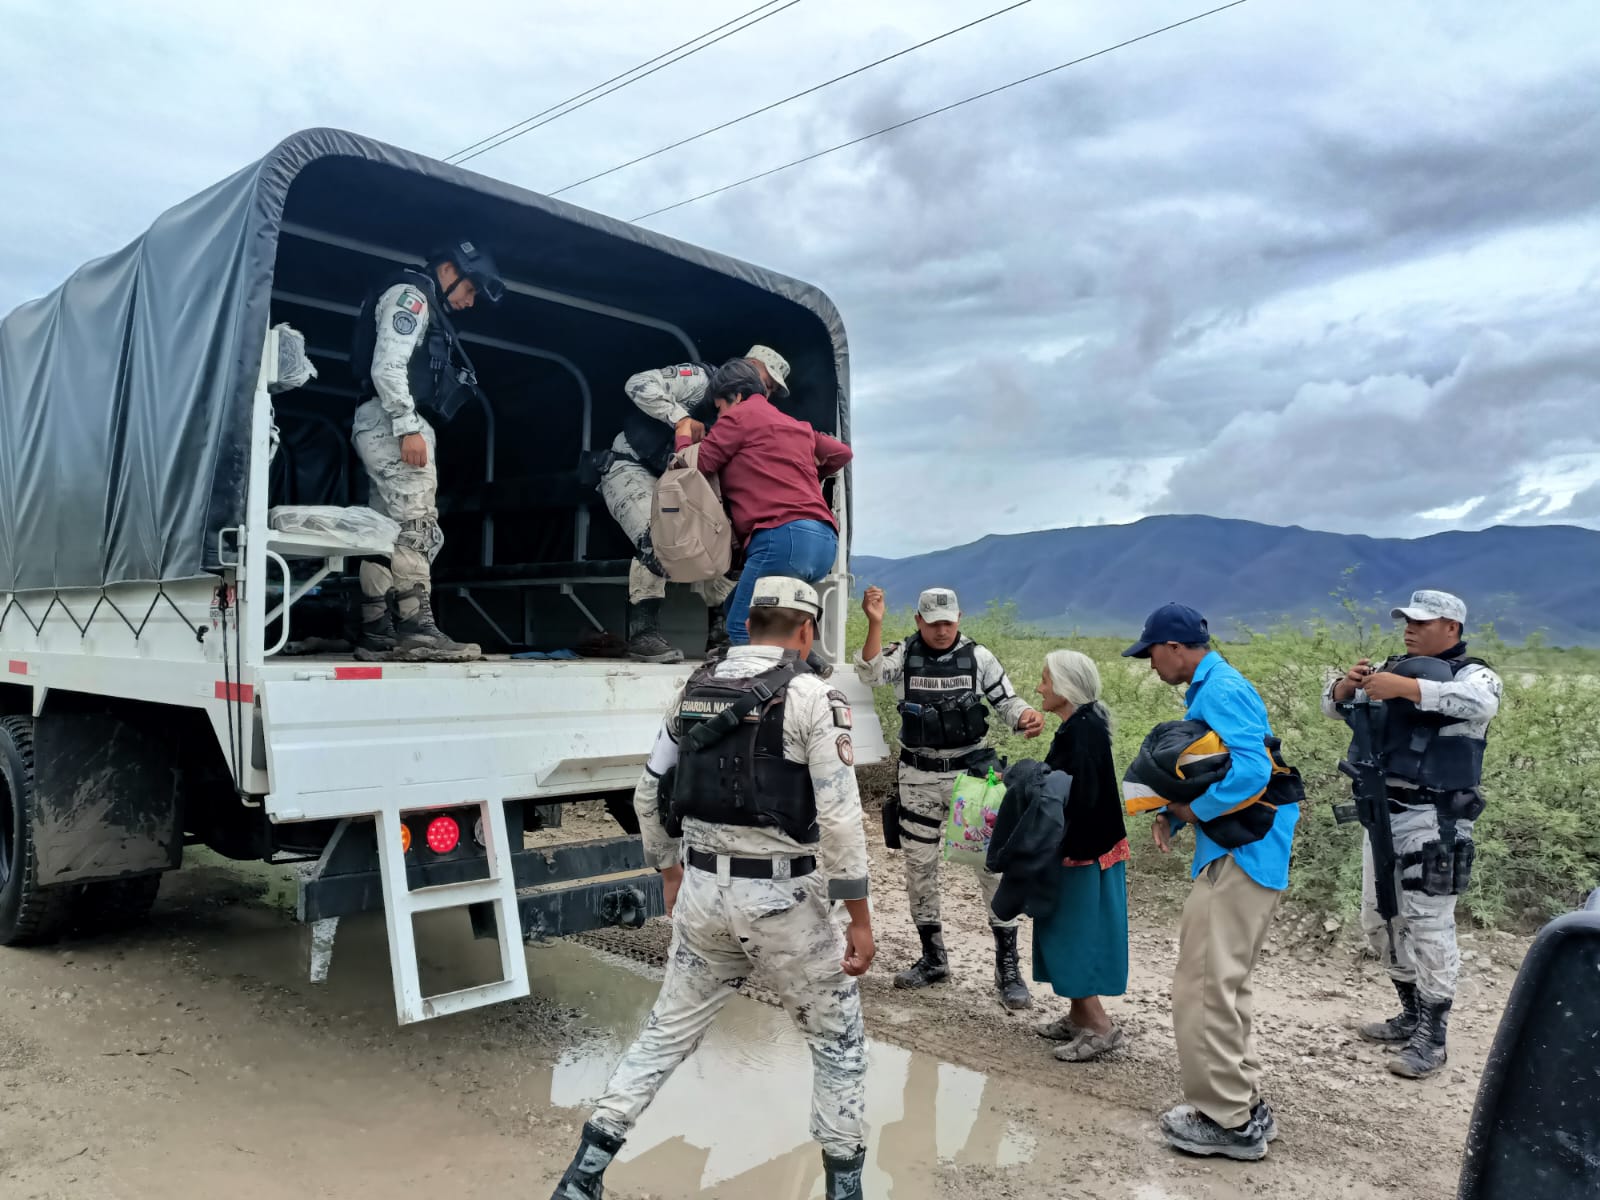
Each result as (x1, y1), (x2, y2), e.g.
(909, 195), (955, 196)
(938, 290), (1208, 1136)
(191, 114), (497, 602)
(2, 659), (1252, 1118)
(678, 358), (852, 645)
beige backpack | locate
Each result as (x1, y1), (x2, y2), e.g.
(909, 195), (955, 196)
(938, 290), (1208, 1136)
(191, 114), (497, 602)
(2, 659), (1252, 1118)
(651, 444), (733, 583)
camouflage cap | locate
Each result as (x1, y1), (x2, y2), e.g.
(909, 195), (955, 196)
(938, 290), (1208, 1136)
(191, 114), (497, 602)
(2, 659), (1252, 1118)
(750, 576), (821, 619)
(745, 344), (791, 398)
(1390, 589), (1467, 625)
(916, 588), (960, 623)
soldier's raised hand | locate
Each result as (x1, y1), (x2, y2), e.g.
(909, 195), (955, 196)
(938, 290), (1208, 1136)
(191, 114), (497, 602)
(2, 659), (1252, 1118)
(862, 586), (886, 625)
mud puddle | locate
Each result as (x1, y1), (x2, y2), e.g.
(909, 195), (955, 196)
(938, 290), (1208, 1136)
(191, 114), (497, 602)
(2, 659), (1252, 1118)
(531, 941), (1052, 1197)
(194, 880), (1105, 1198)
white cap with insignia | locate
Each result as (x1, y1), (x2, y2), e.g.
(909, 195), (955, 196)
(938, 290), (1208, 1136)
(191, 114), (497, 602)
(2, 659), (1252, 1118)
(916, 587), (960, 623)
(749, 576), (821, 619)
(1390, 589), (1467, 625)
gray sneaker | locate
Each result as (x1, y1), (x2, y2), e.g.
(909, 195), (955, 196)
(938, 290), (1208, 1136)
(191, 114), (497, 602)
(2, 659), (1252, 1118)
(1160, 1104), (1269, 1161)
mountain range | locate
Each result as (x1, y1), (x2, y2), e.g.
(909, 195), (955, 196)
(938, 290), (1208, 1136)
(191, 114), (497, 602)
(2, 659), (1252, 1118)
(851, 516), (1600, 646)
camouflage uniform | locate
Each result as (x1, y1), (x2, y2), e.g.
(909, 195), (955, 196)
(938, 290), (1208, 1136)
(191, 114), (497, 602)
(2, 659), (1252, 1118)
(1324, 658), (1502, 1002)
(352, 282), (446, 612)
(599, 363), (736, 608)
(589, 644), (871, 1161)
(854, 637), (1032, 928)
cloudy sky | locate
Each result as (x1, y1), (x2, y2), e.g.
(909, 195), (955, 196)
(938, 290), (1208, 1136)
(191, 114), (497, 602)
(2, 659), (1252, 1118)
(3, 0), (1596, 557)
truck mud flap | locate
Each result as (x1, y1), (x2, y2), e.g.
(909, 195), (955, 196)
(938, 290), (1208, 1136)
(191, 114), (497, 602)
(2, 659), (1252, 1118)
(33, 710), (181, 885)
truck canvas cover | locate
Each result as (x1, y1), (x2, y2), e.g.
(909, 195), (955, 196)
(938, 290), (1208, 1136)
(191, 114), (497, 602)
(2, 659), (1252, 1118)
(0, 127), (851, 593)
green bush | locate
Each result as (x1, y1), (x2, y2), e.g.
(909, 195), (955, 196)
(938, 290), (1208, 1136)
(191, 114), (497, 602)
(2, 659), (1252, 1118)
(844, 600), (1600, 928)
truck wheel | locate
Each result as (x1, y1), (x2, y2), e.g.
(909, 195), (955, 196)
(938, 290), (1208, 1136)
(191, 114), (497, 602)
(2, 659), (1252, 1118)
(72, 874), (162, 935)
(0, 715), (75, 945)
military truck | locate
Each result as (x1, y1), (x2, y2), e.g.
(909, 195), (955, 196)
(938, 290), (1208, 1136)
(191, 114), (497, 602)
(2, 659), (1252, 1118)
(0, 128), (885, 1023)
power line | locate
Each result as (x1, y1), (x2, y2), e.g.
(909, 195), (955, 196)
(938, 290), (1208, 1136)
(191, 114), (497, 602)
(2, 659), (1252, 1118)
(447, 1), (802, 167)
(446, 0), (784, 163)
(550, 0), (1035, 197)
(632, 0), (1250, 222)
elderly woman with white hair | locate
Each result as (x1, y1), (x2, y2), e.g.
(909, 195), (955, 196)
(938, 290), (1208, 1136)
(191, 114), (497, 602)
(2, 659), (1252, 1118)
(1031, 649), (1130, 1062)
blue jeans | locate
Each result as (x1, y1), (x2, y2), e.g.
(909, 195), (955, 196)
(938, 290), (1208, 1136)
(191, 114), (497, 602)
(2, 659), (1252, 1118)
(726, 519), (838, 645)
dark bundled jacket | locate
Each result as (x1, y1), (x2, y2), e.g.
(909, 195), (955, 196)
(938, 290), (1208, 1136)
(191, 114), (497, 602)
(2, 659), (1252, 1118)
(1045, 705), (1126, 863)
(1123, 718), (1303, 851)
(987, 760), (1072, 922)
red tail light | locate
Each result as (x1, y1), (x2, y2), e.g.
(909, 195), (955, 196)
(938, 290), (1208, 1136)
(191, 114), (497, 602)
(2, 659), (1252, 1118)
(425, 816), (461, 854)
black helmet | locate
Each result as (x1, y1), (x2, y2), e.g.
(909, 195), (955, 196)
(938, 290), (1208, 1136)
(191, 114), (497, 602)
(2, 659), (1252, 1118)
(433, 237), (504, 304)
(1389, 656), (1456, 683)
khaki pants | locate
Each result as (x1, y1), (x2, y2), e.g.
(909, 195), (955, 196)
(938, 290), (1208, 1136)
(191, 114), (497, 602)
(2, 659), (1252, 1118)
(1172, 855), (1283, 1130)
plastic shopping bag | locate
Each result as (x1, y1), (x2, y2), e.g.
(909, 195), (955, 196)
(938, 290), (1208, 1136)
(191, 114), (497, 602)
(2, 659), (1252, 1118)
(942, 765), (1006, 868)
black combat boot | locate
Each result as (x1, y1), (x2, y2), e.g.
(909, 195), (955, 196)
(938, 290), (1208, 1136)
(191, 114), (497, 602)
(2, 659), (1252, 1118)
(705, 604), (729, 657)
(355, 589), (399, 662)
(393, 584), (480, 662)
(893, 923), (950, 989)
(992, 926), (1032, 1011)
(550, 1122), (625, 1200)
(1389, 997), (1450, 1079)
(822, 1148), (866, 1199)
(1359, 979), (1420, 1044)
(626, 599), (684, 664)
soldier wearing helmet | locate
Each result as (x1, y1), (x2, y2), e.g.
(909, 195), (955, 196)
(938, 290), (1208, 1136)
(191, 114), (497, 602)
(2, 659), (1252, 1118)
(1325, 589), (1503, 1080)
(349, 237), (503, 662)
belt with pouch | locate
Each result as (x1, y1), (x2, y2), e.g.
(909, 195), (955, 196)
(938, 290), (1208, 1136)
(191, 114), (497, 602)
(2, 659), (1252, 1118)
(899, 746), (995, 774)
(685, 847), (817, 879)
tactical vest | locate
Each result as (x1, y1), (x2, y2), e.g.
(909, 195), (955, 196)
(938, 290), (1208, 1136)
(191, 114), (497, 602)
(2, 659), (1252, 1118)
(671, 660), (819, 844)
(898, 635), (990, 751)
(350, 268), (474, 424)
(621, 363), (715, 476)
(1366, 653), (1489, 792)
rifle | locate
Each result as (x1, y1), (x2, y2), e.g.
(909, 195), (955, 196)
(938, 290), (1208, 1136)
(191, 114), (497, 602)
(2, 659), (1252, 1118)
(1337, 697), (1399, 963)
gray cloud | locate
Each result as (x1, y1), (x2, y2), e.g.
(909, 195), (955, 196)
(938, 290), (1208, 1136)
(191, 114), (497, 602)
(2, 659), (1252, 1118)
(3, 0), (1598, 557)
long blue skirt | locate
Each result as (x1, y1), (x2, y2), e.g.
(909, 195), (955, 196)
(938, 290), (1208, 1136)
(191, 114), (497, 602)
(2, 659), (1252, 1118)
(1031, 860), (1129, 999)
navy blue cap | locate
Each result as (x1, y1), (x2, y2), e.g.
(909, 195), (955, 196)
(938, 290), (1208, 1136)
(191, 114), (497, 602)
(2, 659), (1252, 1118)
(1122, 603), (1209, 658)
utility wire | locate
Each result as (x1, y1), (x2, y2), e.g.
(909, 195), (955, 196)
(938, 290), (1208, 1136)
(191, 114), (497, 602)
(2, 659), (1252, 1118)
(447, 0), (782, 162)
(633, 0), (1250, 221)
(448, 1), (801, 166)
(550, 0), (1035, 197)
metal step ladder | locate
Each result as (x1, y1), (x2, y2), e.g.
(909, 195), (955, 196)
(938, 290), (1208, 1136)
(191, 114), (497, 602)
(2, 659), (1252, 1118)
(372, 796), (530, 1024)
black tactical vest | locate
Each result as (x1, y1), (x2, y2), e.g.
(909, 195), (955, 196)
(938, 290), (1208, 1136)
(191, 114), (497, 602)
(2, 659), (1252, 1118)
(350, 268), (474, 424)
(1366, 652), (1489, 792)
(898, 635), (990, 751)
(672, 661), (819, 844)
(621, 363), (715, 476)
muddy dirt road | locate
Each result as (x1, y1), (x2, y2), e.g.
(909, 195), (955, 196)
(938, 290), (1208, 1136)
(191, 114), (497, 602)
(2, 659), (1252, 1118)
(0, 798), (1523, 1199)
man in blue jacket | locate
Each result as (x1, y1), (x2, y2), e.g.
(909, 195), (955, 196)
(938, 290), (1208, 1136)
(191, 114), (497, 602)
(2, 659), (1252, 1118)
(1124, 603), (1298, 1162)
